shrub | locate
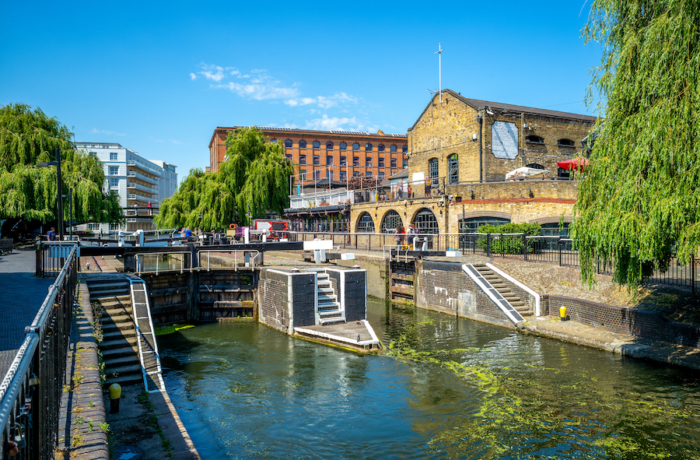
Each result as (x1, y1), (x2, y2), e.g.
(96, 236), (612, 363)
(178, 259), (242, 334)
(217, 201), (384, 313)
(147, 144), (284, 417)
(475, 223), (542, 254)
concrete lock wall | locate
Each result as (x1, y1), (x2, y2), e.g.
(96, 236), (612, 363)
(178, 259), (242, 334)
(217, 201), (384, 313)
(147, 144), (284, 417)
(415, 260), (514, 329)
(342, 270), (367, 322)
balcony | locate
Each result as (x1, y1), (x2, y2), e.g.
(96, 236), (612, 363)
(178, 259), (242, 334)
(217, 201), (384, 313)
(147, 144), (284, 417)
(127, 160), (161, 177)
(127, 193), (159, 203)
(289, 189), (353, 210)
(127, 171), (158, 185)
(127, 182), (157, 195)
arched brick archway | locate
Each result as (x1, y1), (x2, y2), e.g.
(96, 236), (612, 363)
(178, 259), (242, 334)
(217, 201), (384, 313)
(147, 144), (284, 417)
(380, 209), (403, 233)
(355, 212), (376, 233)
(411, 208), (440, 234)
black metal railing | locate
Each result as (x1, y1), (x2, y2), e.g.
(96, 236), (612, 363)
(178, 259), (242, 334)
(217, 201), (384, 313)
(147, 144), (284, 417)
(1, 244), (78, 459)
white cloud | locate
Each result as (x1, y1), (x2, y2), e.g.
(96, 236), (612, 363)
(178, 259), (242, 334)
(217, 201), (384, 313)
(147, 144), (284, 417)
(214, 73), (300, 101)
(171, 140), (182, 144)
(189, 73), (197, 80)
(90, 128), (125, 136)
(284, 92), (356, 109)
(305, 115), (362, 131)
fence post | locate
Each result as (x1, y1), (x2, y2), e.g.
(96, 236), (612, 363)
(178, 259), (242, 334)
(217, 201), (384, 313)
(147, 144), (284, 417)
(693, 254), (696, 294)
(522, 234), (527, 261)
(35, 242), (43, 277)
(486, 234), (491, 258)
(559, 238), (563, 266)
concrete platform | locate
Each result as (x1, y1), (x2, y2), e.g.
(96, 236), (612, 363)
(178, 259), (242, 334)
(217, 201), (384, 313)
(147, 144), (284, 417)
(295, 320), (381, 352)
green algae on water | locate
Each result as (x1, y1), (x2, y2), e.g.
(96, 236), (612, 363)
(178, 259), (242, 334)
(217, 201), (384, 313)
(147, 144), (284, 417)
(155, 324), (195, 336)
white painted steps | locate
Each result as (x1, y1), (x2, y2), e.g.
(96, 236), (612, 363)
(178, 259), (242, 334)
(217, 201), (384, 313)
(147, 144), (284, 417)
(316, 273), (345, 325)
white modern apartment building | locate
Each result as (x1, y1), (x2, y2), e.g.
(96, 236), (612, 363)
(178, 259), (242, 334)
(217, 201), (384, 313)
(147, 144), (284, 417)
(74, 142), (178, 233)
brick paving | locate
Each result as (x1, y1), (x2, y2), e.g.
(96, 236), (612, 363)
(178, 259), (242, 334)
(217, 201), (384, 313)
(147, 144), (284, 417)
(0, 249), (53, 380)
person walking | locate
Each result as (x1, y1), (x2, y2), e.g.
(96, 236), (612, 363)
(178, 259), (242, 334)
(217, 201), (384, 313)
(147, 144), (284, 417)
(394, 225), (405, 249)
(47, 227), (56, 242)
(407, 224), (416, 249)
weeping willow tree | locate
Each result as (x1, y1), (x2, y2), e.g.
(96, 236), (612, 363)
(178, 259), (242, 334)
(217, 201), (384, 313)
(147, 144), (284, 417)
(0, 103), (123, 228)
(155, 127), (293, 230)
(573, 0), (700, 288)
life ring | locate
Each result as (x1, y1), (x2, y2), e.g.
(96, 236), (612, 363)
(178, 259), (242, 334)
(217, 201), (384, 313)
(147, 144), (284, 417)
(229, 224), (237, 229)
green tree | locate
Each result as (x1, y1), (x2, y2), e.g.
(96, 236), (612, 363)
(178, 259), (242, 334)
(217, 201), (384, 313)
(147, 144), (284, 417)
(0, 103), (122, 227)
(574, 0), (700, 288)
(155, 127), (293, 230)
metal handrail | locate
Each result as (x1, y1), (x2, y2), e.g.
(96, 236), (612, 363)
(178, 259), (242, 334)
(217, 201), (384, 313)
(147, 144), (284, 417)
(198, 250), (261, 271)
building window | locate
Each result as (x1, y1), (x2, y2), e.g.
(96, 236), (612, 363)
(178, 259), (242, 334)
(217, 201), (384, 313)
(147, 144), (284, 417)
(109, 223), (120, 231)
(413, 209), (439, 234)
(109, 178), (119, 187)
(558, 167), (571, 179)
(402, 145), (408, 153)
(448, 154), (459, 184)
(381, 210), (402, 233)
(390, 145), (397, 153)
(326, 142), (334, 150)
(353, 157), (360, 167)
(352, 143), (360, 150)
(377, 158), (384, 168)
(391, 158), (397, 168)
(88, 223), (100, 231)
(365, 143), (372, 151)
(326, 156), (333, 165)
(353, 171), (359, 177)
(109, 166), (119, 175)
(378, 144), (385, 152)
(526, 135), (544, 144)
(357, 213), (375, 232)
(340, 156), (347, 166)
(429, 158), (439, 183)
(299, 168), (306, 180)
(541, 222), (570, 237)
(526, 163), (545, 170)
(284, 139), (293, 148)
(313, 170), (320, 180)
(313, 141), (320, 148)
(299, 140), (307, 148)
(110, 152), (118, 160)
(459, 217), (510, 234)
(366, 171), (372, 177)
(299, 155), (306, 165)
(313, 156), (320, 165)
(285, 154), (293, 161)
(340, 170), (346, 181)
(366, 158), (372, 167)
(339, 142), (347, 150)
(270, 138), (277, 143)
(558, 139), (575, 148)
(378, 172), (385, 180)
(403, 158), (408, 168)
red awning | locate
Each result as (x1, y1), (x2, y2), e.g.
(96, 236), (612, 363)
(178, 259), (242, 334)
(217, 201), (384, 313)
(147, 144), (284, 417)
(557, 158), (589, 172)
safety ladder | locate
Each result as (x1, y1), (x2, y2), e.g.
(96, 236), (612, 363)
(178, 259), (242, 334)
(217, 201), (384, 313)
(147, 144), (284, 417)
(128, 278), (165, 392)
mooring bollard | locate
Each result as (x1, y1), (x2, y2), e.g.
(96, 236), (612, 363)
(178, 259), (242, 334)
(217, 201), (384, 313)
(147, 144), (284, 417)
(560, 306), (567, 322)
(109, 383), (122, 413)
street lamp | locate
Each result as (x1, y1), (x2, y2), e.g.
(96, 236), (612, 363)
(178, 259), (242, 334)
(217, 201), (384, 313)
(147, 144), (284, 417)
(37, 148), (64, 241)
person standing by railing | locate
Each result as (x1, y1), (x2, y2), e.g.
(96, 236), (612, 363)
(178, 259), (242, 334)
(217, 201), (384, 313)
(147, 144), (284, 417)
(47, 227), (56, 242)
(406, 224), (415, 249)
(395, 225), (405, 249)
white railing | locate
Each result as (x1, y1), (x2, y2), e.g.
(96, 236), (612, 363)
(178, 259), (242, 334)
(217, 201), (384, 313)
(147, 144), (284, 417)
(128, 193), (159, 203)
(127, 160), (161, 176)
(289, 189), (353, 209)
(198, 250), (261, 271)
(127, 182), (157, 193)
(127, 171), (158, 184)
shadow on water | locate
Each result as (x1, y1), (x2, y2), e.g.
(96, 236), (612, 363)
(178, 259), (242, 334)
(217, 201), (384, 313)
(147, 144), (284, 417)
(158, 298), (700, 460)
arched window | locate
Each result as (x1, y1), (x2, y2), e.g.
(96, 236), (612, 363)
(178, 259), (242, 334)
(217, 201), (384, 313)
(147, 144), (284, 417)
(541, 222), (570, 237)
(402, 145), (408, 153)
(352, 143), (360, 150)
(381, 210), (403, 233)
(326, 142), (334, 150)
(448, 154), (459, 184)
(284, 139), (293, 148)
(365, 143), (373, 151)
(312, 141), (320, 148)
(526, 135), (544, 144)
(413, 209), (439, 234)
(378, 144), (385, 152)
(429, 158), (439, 182)
(390, 145), (397, 153)
(525, 163), (545, 170)
(459, 217), (510, 234)
(357, 212), (375, 232)
(299, 140), (307, 148)
(270, 138), (277, 143)
(558, 139), (575, 148)
(339, 142), (347, 150)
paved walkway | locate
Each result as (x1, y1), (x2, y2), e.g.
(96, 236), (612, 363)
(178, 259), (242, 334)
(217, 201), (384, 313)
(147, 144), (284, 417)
(0, 249), (53, 380)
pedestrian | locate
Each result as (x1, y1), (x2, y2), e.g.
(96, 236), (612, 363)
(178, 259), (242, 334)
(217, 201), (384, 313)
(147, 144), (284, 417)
(407, 224), (416, 249)
(47, 227), (56, 242)
(183, 227), (193, 241)
(407, 184), (412, 199)
(394, 225), (405, 249)
(397, 179), (403, 199)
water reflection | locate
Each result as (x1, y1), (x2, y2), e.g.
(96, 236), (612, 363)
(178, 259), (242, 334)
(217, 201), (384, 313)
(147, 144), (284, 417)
(159, 298), (700, 459)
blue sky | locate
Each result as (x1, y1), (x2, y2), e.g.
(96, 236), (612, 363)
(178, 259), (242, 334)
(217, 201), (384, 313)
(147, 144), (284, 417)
(0, 1), (601, 181)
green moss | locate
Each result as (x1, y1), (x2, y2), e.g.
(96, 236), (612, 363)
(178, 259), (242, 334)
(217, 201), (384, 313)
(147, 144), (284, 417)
(155, 324), (195, 336)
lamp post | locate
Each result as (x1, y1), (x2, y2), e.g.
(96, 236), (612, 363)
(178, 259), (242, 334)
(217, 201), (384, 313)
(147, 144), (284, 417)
(64, 188), (73, 241)
(37, 148), (64, 241)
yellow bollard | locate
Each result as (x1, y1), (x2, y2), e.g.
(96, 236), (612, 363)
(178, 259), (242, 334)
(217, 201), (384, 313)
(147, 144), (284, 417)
(109, 383), (121, 413)
(560, 306), (567, 321)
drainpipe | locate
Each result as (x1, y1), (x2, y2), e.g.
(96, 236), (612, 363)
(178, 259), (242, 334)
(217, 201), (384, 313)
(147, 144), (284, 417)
(479, 109), (484, 182)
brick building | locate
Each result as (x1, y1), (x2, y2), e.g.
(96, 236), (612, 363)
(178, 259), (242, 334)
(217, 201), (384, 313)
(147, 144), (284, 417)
(348, 89), (597, 238)
(209, 127), (408, 184)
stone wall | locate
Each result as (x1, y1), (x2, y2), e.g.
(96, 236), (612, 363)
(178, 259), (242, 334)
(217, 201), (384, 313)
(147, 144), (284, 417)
(415, 260), (514, 328)
(258, 269), (293, 334)
(544, 295), (700, 349)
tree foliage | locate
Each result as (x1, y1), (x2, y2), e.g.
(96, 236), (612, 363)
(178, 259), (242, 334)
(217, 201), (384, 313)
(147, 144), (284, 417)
(155, 127), (293, 230)
(0, 103), (122, 225)
(574, 0), (700, 288)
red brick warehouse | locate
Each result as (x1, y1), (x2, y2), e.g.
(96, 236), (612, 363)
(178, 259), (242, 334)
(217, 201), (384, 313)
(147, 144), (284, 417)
(209, 127), (408, 185)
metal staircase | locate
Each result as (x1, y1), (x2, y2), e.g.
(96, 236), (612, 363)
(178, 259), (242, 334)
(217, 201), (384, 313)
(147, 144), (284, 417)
(316, 272), (345, 325)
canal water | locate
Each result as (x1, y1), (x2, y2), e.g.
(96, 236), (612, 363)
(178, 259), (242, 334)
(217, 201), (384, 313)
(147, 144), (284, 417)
(159, 299), (700, 459)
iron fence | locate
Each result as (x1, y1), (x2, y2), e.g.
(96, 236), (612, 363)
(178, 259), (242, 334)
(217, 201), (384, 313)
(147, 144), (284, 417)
(1, 244), (78, 459)
(36, 242), (77, 277)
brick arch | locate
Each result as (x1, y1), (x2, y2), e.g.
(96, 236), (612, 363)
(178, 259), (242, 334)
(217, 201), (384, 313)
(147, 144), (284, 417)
(457, 211), (512, 221)
(354, 211), (376, 232)
(410, 207), (442, 234)
(379, 208), (404, 233)
(528, 215), (573, 225)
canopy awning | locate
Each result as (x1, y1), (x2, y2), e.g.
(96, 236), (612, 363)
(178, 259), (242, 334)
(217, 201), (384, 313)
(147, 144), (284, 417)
(557, 158), (589, 172)
(505, 167), (548, 180)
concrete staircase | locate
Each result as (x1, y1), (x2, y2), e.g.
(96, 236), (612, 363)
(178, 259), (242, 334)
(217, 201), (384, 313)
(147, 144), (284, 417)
(316, 272), (345, 325)
(87, 277), (143, 387)
(473, 264), (533, 316)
